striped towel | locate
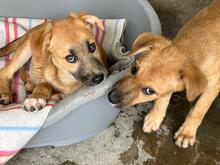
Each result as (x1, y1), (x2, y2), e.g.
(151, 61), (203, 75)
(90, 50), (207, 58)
(0, 17), (126, 164)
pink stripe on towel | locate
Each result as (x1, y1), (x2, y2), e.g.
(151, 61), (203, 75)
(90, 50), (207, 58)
(95, 24), (100, 42)
(0, 150), (18, 157)
(2, 106), (22, 111)
(12, 17), (19, 103)
(100, 20), (106, 46)
(2, 103), (55, 111)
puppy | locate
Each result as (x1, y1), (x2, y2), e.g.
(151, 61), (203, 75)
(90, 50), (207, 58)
(108, 0), (220, 148)
(0, 12), (108, 111)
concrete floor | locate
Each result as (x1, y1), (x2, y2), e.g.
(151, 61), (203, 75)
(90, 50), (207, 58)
(7, 0), (220, 164)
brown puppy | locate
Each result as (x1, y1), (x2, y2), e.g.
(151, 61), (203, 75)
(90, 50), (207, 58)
(0, 12), (108, 111)
(109, 0), (220, 148)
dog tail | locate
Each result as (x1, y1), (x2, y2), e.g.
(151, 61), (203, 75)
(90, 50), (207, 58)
(0, 36), (25, 57)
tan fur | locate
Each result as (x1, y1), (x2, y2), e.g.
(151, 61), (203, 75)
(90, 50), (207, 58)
(0, 12), (107, 109)
(110, 0), (220, 148)
(0, 36), (26, 56)
(20, 69), (35, 94)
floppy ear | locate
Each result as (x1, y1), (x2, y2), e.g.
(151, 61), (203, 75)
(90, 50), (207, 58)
(129, 32), (170, 58)
(41, 22), (53, 51)
(77, 12), (104, 31)
(31, 22), (53, 51)
(181, 63), (207, 102)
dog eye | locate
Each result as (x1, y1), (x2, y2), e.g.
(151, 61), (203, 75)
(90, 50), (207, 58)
(131, 65), (138, 75)
(142, 87), (155, 95)
(87, 42), (96, 53)
(65, 54), (77, 63)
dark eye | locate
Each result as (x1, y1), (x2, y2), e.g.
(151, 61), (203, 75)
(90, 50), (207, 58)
(142, 87), (155, 95)
(65, 54), (77, 63)
(131, 65), (138, 75)
(87, 42), (96, 53)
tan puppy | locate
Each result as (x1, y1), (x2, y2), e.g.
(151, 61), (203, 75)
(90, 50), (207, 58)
(0, 12), (108, 111)
(109, 0), (220, 148)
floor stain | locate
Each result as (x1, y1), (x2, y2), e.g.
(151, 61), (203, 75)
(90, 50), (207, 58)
(120, 142), (139, 165)
(131, 92), (220, 165)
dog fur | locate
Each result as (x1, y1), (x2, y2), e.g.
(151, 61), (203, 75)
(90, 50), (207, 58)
(0, 12), (108, 111)
(109, 0), (220, 148)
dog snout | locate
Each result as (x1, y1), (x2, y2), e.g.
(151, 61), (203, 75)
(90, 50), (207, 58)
(108, 89), (121, 105)
(92, 74), (104, 84)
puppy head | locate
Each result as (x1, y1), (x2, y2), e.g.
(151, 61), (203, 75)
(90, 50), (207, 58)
(41, 12), (107, 86)
(108, 33), (207, 107)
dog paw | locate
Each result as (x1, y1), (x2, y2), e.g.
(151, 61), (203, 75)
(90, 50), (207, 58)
(0, 78), (12, 105)
(23, 98), (46, 112)
(0, 93), (12, 105)
(143, 113), (163, 133)
(174, 125), (196, 148)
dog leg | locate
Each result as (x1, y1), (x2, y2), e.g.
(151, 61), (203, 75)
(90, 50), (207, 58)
(174, 87), (219, 148)
(23, 82), (52, 112)
(143, 94), (172, 133)
(20, 69), (35, 95)
(0, 41), (31, 104)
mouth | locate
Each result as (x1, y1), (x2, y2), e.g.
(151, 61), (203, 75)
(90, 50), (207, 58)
(108, 88), (135, 109)
(108, 89), (125, 108)
(81, 81), (100, 87)
(109, 102), (120, 108)
(81, 75), (106, 87)
(73, 58), (108, 83)
(109, 101), (131, 109)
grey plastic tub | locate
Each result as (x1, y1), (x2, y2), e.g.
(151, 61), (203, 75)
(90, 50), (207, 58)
(0, 0), (161, 147)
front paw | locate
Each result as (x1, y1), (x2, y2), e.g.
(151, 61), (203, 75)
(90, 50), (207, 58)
(0, 79), (12, 105)
(0, 92), (12, 105)
(143, 112), (164, 133)
(23, 98), (46, 112)
(174, 124), (197, 148)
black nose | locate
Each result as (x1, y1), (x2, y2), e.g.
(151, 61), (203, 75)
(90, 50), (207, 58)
(92, 74), (104, 84)
(108, 89), (120, 104)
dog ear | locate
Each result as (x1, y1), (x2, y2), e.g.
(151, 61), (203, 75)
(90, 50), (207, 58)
(181, 63), (207, 102)
(31, 22), (53, 52)
(41, 22), (53, 51)
(77, 12), (104, 31)
(129, 32), (170, 58)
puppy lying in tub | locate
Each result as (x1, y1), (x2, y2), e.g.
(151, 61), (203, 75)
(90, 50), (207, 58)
(0, 12), (107, 111)
(109, 0), (220, 148)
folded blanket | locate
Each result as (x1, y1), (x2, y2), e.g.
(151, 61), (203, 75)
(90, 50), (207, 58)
(0, 17), (127, 164)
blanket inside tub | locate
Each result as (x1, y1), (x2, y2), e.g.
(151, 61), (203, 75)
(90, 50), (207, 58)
(0, 17), (130, 164)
